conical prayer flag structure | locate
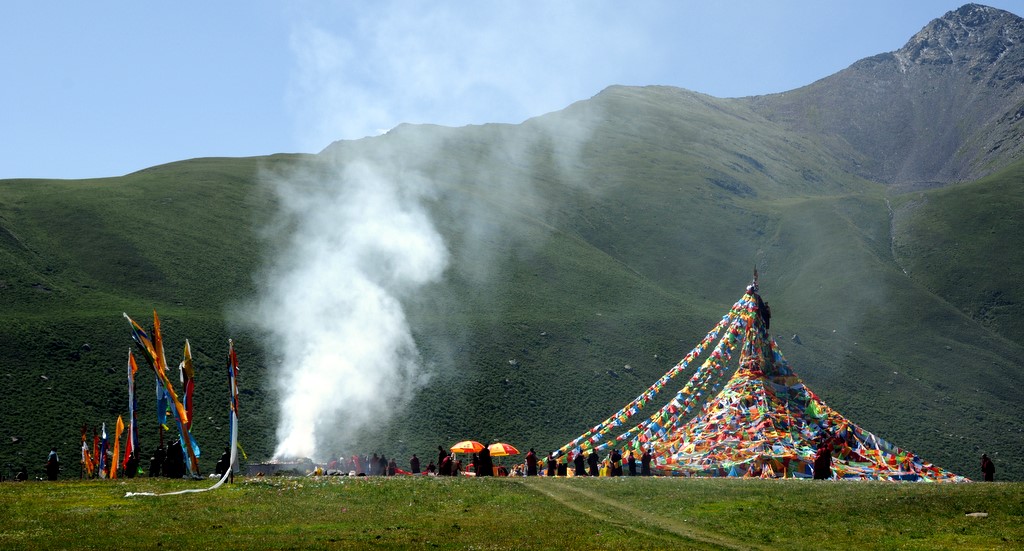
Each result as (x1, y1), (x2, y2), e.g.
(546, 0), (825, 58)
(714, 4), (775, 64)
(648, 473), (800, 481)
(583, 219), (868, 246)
(556, 276), (965, 482)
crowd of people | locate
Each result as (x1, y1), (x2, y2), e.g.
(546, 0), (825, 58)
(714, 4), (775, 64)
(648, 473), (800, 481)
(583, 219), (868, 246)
(312, 446), (658, 478)
(20, 444), (1003, 481)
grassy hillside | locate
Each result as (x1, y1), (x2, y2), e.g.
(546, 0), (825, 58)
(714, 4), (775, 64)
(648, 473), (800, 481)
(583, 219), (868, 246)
(891, 158), (1024, 344)
(0, 86), (1021, 482)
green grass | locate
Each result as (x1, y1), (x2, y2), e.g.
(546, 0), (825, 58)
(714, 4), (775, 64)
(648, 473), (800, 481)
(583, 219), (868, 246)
(0, 476), (1021, 549)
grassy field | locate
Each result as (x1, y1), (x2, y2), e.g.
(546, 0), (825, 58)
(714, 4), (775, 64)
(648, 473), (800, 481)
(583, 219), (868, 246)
(0, 476), (1021, 550)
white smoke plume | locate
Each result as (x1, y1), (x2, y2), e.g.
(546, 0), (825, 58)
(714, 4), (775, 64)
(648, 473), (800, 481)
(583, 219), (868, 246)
(254, 159), (447, 460)
(253, 3), (619, 461)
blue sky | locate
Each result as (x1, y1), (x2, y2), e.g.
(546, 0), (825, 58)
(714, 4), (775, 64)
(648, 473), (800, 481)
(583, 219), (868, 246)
(2, 1), (1020, 180)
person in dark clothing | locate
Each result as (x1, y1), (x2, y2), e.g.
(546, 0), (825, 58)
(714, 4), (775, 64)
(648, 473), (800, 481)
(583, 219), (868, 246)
(981, 454), (995, 481)
(587, 449), (600, 477)
(478, 447), (492, 477)
(525, 448), (538, 476)
(610, 449), (622, 477)
(215, 447), (231, 476)
(437, 446), (447, 470)
(410, 454), (421, 474)
(125, 452), (139, 479)
(627, 450), (637, 476)
(755, 293), (771, 330)
(439, 454), (452, 476)
(640, 448), (652, 476)
(150, 444), (165, 477)
(45, 448), (60, 481)
(165, 440), (185, 478)
(546, 453), (557, 477)
(378, 455), (388, 476)
(387, 457), (397, 476)
(813, 441), (833, 480)
(573, 452), (586, 477)
(425, 460), (436, 474)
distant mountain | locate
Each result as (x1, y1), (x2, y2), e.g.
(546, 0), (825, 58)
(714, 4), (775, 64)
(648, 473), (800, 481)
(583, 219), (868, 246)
(746, 4), (1024, 189)
(0, 4), (1021, 482)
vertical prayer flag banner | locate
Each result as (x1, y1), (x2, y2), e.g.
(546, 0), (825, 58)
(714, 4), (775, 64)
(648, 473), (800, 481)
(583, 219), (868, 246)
(156, 377), (169, 426)
(125, 311), (200, 476)
(80, 424), (94, 478)
(180, 339), (196, 431)
(98, 423), (108, 479)
(110, 415), (124, 479)
(226, 339), (241, 475)
(123, 350), (140, 470)
(93, 431), (99, 477)
(127, 339), (243, 497)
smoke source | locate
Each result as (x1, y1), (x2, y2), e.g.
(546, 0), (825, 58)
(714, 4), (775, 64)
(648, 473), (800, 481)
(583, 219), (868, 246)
(254, 158), (447, 460)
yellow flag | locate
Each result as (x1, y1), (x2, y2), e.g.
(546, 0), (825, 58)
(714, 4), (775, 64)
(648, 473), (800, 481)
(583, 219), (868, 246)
(110, 415), (125, 479)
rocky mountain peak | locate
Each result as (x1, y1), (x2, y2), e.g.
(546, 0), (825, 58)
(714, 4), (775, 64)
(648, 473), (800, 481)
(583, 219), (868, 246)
(895, 4), (1024, 69)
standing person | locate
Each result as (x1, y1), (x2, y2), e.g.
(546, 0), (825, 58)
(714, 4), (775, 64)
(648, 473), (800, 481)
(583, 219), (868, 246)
(479, 447), (493, 477)
(610, 448), (622, 477)
(378, 454), (388, 477)
(149, 444), (165, 477)
(410, 454), (421, 474)
(573, 451), (586, 477)
(627, 450), (637, 476)
(546, 453), (557, 477)
(587, 449), (600, 477)
(387, 457), (397, 476)
(640, 448), (652, 476)
(439, 454), (452, 476)
(165, 440), (185, 478)
(813, 441), (833, 480)
(125, 452), (139, 479)
(525, 448), (538, 476)
(215, 447), (231, 476)
(45, 448), (60, 481)
(981, 454), (995, 481)
(437, 446), (447, 470)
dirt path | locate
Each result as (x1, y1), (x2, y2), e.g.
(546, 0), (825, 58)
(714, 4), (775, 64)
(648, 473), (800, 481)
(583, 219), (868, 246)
(520, 479), (765, 551)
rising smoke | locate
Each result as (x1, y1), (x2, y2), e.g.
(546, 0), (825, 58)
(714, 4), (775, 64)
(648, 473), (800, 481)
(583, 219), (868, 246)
(252, 158), (448, 460)
(249, 4), (624, 461)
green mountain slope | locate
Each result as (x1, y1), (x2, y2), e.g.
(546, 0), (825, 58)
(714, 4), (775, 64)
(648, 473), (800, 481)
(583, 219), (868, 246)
(2, 7), (1023, 481)
(891, 158), (1024, 344)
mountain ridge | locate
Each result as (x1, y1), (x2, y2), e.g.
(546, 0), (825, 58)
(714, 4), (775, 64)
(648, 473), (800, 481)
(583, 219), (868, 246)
(744, 3), (1024, 188)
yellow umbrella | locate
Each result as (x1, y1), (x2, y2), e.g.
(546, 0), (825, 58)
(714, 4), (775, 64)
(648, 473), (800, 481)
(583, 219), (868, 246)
(487, 443), (520, 457)
(450, 440), (485, 454)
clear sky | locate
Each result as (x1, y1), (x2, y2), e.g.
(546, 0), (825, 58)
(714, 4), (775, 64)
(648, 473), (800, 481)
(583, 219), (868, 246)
(2, 1), (1020, 180)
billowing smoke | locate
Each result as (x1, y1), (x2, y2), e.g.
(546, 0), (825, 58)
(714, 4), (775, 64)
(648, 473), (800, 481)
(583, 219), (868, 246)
(253, 158), (447, 460)
(250, 4), (620, 461)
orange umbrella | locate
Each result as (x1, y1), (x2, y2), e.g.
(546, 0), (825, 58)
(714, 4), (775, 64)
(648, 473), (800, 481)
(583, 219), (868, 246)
(488, 443), (520, 457)
(450, 440), (485, 454)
